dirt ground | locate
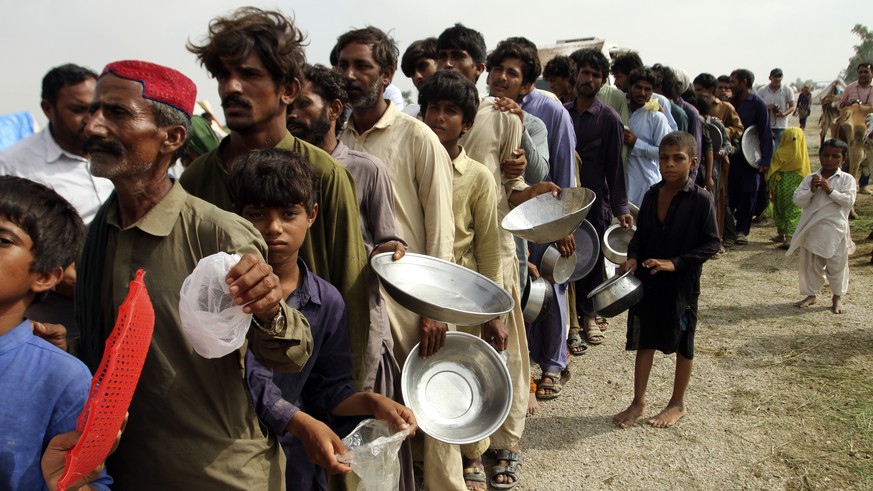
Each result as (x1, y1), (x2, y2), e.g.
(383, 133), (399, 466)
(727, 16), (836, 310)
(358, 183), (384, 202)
(517, 106), (873, 490)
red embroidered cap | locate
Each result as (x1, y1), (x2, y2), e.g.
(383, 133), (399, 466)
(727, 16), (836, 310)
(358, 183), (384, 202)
(101, 60), (197, 117)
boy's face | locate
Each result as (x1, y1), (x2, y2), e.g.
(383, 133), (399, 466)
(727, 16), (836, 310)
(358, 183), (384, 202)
(240, 204), (317, 267)
(819, 147), (846, 173)
(0, 215), (56, 309)
(423, 100), (471, 149)
(411, 56), (437, 89)
(546, 75), (572, 99)
(437, 48), (484, 83)
(658, 145), (697, 184)
(715, 81), (732, 100)
(487, 56), (529, 100)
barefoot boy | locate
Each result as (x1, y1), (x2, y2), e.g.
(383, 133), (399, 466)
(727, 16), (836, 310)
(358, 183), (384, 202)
(231, 149), (416, 490)
(786, 138), (857, 314)
(614, 132), (720, 429)
(0, 176), (113, 490)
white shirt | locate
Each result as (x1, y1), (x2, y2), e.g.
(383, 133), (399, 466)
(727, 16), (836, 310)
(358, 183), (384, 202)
(756, 84), (796, 129)
(0, 128), (114, 224)
(787, 168), (856, 258)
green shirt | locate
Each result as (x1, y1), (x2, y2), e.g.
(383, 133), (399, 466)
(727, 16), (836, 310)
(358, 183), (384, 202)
(83, 182), (313, 490)
(180, 132), (371, 386)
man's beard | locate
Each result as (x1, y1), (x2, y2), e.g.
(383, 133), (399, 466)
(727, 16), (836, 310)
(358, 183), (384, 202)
(288, 109), (332, 147)
(347, 77), (382, 110)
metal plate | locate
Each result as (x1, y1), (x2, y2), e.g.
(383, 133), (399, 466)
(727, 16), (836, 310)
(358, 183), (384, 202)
(371, 252), (514, 326)
(402, 332), (512, 444)
(741, 124), (762, 169)
(501, 187), (596, 243)
(569, 220), (600, 281)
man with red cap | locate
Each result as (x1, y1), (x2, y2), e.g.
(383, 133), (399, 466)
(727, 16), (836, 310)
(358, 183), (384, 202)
(76, 59), (313, 490)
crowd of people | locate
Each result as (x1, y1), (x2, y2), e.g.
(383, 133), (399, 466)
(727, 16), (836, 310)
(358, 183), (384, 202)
(0, 7), (866, 491)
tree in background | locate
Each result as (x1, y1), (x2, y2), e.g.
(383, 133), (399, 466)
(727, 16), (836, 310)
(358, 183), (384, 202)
(844, 24), (873, 83)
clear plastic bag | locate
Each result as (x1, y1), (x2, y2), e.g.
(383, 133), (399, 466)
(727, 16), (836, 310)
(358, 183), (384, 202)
(338, 419), (409, 491)
(179, 252), (252, 358)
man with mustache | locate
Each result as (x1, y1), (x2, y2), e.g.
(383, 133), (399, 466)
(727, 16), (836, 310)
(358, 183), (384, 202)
(76, 59), (313, 490)
(180, 7), (373, 389)
(335, 25), (457, 491)
(0, 63), (115, 355)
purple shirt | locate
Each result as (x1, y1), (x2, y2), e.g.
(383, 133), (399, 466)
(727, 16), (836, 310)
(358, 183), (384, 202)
(565, 99), (629, 231)
(677, 99), (703, 181)
(729, 92), (773, 191)
(246, 260), (357, 490)
(521, 89), (577, 189)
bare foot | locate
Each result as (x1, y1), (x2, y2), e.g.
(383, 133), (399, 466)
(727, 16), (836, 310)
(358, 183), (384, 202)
(647, 404), (687, 428)
(832, 295), (847, 314)
(794, 295), (816, 308)
(527, 392), (539, 417)
(613, 402), (644, 428)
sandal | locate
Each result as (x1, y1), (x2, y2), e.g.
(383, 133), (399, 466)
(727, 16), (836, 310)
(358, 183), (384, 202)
(535, 371), (563, 400)
(584, 324), (604, 345)
(489, 449), (523, 489)
(595, 315), (609, 331)
(462, 465), (486, 491)
(567, 332), (587, 356)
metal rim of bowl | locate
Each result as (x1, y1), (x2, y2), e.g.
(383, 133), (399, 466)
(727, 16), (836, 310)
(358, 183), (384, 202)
(586, 269), (636, 299)
(602, 223), (635, 263)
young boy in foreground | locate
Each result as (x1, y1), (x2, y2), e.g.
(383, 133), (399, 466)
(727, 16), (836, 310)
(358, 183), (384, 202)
(614, 132), (721, 429)
(0, 176), (113, 490)
(786, 138), (857, 314)
(231, 149), (416, 490)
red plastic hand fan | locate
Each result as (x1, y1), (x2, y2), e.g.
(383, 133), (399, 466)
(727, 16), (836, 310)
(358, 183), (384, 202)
(57, 269), (155, 490)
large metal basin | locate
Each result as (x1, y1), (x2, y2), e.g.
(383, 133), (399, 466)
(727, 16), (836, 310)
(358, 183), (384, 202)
(501, 187), (596, 244)
(587, 270), (643, 318)
(371, 252), (513, 326)
(402, 331), (512, 444)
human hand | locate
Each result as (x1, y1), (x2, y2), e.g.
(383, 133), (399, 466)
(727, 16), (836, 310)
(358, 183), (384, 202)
(42, 413), (127, 491)
(619, 258), (637, 275)
(501, 148), (527, 179)
(226, 253), (283, 323)
(527, 261), (540, 280)
(366, 394), (418, 436)
(509, 181), (560, 206)
(482, 317), (508, 352)
(617, 214), (634, 229)
(372, 240), (407, 261)
(758, 164), (770, 175)
(32, 321), (68, 351)
(54, 263), (77, 298)
(811, 175), (821, 191)
(493, 97), (525, 124)
(642, 258), (675, 274)
(419, 317), (448, 357)
(287, 412), (351, 475)
(555, 234), (576, 257)
(623, 127), (637, 146)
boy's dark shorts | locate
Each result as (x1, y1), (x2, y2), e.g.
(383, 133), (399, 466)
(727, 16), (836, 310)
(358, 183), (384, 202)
(625, 308), (695, 359)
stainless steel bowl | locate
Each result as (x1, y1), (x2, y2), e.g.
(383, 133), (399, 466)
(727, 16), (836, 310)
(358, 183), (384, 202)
(741, 124), (762, 169)
(402, 331), (512, 444)
(371, 252), (514, 326)
(539, 245), (576, 284)
(501, 187), (596, 244)
(569, 220), (600, 281)
(586, 270), (643, 318)
(602, 223), (636, 264)
(521, 276), (553, 323)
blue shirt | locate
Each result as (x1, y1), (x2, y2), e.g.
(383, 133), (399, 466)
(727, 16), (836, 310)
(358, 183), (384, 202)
(627, 106), (671, 207)
(246, 260), (357, 491)
(0, 320), (112, 490)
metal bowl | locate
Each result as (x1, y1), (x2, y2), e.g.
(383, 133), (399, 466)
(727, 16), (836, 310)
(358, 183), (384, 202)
(539, 245), (576, 284)
(521, 275), (554, 324)
(371, 252), (513, 326)
(501, 187), (596, 244)
(586, 270), (643, 318)
(602, 223), (636, 264)
(402, 331), (512, 444)
(569, 220), (600, 281)
(741, 124), (762, 169)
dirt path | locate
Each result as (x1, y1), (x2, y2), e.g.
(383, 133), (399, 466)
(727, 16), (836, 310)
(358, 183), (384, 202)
(517, 108), (873, 490)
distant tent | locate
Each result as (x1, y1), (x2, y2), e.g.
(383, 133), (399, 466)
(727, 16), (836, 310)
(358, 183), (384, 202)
(0, 112), (38, 151)
(811, 79), (845, 105)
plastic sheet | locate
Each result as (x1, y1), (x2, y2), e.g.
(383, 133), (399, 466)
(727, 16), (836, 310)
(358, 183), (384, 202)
(339, 419), (409, 491)
(179, 252), (251, 358)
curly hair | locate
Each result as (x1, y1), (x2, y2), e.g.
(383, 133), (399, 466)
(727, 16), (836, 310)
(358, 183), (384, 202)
(569, 49), (609, 81)
(187, 7), (307, 87)
(544, 55), (576, 81)
(628, 66), (660, 88)
(486, 38), (541, 85)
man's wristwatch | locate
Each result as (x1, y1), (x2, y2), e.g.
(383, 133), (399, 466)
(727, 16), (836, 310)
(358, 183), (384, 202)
(252, 308), (287, 333)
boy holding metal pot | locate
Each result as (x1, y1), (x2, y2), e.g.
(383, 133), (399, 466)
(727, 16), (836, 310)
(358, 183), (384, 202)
(614, 132), (721, 429)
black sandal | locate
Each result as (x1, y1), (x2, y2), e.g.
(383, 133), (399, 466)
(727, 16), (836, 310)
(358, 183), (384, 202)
(490, 449), (523, 489)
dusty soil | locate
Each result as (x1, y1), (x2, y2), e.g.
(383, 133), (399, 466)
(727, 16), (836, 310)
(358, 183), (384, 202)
(517, 107), (873, 490)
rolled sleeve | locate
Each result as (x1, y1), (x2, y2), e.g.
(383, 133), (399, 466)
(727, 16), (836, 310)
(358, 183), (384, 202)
(247, 302), (313, 372)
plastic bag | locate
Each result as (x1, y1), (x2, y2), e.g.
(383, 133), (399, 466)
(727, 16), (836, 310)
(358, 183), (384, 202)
(179, 252), (252, 358)
(338, 419), (409, 491)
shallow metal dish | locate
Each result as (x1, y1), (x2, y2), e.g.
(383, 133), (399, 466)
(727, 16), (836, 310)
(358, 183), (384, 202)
(522, 275), (554, 323)
(539, 245), (576, 284)
(371, 252), (513, 326)
(602, 223), (636, 264)
(569, 220), (600, 282)
(501, 187), (596, 244)
(587, 269), (643, 318)
(741, 124), (762, 169)
(402, 331), (512, 444)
